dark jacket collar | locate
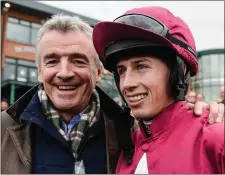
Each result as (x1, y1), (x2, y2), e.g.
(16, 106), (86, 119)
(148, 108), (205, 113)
(6, 84), (39, 123)
(7, 84), (130, 123)
(7, 84), (134, 162)
(96, 85), (134, 161)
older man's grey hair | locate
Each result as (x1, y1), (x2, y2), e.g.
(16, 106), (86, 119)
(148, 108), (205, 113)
(35, 14), (100, 66)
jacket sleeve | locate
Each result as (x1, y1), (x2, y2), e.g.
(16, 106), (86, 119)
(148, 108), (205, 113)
(203, 123), (224, 173)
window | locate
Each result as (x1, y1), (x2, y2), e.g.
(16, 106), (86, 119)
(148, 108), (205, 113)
(7, 22), (30, 43)
(192, 52), (224, 102)
(211, 84), (220, 102)
(18, 59), (36, 67)
(3, 57), (38, 84)
(17, 66), (28, 82)
(29, 68), (38, 83)
(3, 64), (16, 80)
(6, 17), (42, 44)
(202, 86), (211, 102)
(6, 57), (16, 64)
(31, 23), (42, 44)
(219, 54), (224, 77)
(201, 55), (211, 78)
(210, 54), (220, 77)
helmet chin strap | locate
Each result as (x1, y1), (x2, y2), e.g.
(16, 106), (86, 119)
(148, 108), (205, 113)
(175, 56), (190, 101)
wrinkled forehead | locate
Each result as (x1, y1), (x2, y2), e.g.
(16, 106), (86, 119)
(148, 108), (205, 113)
(39, 30), (97, 59)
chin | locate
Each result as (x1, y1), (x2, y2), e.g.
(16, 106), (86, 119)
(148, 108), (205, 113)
(54, 102), (77, 110)
(132, 110), (153, 120)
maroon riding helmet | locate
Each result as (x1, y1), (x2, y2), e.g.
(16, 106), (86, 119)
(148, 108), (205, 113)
(93, 6), (198, 76)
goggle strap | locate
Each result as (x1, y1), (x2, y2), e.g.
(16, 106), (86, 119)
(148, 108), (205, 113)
(166, 32), (196, 57)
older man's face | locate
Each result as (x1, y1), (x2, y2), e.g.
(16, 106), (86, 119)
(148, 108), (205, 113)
(38, 30), (102, 115)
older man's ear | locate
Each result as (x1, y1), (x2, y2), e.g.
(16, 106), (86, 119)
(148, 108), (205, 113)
(187, 101), (224, 123)
(96, 61), (104, 83)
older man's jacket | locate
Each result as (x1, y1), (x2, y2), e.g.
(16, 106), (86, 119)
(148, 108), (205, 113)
(1, 85), (134, 174)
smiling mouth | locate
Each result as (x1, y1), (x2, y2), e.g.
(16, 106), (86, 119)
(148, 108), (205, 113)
(126, 93), (148, 103)
(57, 85), (77, 90)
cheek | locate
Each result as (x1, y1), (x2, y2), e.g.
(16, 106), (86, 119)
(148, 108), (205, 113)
(144, 74), (169, 97)
(41, 69), (55, 83)
(76, 68), (95, 86)
(155, 74), (170, 97)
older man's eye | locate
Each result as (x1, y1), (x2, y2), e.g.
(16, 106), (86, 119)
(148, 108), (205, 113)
(45, 60), (58, 66)
(72, 59), (87, 66)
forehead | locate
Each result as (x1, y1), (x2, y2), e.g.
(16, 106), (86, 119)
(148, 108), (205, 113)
(188, 92), (196, 96)
(39, 30), (96, 59)
(1, 101), (8, 105)
(116, 55), (168, 68)
(117, 56), (153, 65)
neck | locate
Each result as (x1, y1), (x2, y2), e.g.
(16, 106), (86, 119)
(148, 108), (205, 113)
(57, 111), (76, 123)
(57, 100), (90, 123)
(143, 97), (175, 121)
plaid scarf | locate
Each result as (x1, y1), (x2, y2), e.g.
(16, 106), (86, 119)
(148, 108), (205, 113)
(38, 84), (100, 173)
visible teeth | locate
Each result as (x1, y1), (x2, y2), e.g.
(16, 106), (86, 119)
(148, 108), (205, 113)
(128, 94), (147, 102)
(58, 86), (76, 90)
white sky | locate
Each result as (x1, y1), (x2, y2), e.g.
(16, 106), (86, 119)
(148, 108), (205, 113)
(39, 1), (224, 51)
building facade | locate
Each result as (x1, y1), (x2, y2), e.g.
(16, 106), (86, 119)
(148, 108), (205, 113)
(1, 1), (100, 104)
(192, 49), (224, 102)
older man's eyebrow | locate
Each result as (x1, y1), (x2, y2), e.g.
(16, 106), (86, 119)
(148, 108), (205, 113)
(43, 53), (60, 61)
(69, 52), (89, 62)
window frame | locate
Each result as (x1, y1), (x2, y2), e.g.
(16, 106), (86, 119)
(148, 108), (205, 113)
(6, 17), (42, 45)
(192, 52), (224, 102)
(3, 57), (38, 84)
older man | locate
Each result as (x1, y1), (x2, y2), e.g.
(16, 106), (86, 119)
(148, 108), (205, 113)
(1, 15), (133, 174)
(1, 14), (224, 174)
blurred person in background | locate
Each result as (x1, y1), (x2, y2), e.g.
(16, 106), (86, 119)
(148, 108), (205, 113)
(97, 66), (121, 100)
(185, 91), (196, 104)
(1, 98), (9, 111)
(196, 93), (205, 102)
(219, 86), (224, 101)
(219, 86), (225, 105)
(93, 6), (224, 174)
